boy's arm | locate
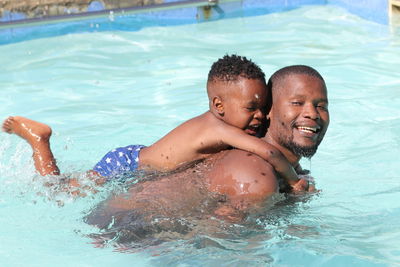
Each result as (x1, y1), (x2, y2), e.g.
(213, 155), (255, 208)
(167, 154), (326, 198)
(215, 125), (299, 185)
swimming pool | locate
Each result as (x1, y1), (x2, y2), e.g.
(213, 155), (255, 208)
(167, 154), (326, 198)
(1, 3), (400, 266)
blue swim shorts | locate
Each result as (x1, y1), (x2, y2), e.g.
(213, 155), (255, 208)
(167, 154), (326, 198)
(93, 144), (146, 177)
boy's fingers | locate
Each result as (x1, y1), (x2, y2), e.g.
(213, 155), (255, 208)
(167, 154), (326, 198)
(297, 174), (317, 192)
(291, 179), (308, 192)
(291, 178), (317, 193)
(308, 183), (316, 192)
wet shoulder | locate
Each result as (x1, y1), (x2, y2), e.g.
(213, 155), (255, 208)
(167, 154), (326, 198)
(205, 150), (279, 200)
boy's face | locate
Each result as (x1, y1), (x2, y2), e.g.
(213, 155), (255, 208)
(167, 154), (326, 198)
(221, 78), (268, 136)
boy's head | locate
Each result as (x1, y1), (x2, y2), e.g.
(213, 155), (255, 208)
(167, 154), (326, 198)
(207, 54), (266, 84)
(207, 55), (268, 135)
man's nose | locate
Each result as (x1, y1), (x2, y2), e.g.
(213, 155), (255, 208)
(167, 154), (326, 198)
(303, 103), (320, 120)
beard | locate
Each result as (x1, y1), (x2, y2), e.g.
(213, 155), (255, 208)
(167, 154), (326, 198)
(278, 135), (322, 159)
(284, 141), (318, 158)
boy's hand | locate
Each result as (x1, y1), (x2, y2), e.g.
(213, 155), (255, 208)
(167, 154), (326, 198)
(291, 174), (316, 193)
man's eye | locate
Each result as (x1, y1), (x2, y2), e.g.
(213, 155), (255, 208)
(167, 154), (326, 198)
(247, 107), (256, 111)
(317, 105), (328, 111)
(291, 101), (302, 106)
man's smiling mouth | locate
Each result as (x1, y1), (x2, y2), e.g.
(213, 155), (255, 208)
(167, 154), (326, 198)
(296, 126), (320, 134)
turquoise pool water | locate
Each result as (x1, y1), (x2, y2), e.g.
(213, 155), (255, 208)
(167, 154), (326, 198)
(1, 5), (400, 266)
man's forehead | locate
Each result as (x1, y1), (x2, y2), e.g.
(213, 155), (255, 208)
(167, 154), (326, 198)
(274, 74), (327, 97)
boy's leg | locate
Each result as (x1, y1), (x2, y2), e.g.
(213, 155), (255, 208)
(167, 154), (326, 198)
(2, 116), (60, 176)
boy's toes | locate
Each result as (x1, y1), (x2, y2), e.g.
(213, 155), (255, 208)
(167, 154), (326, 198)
(2, 116), (14, 133)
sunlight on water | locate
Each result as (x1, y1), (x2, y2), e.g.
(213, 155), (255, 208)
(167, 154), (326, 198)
(0, 5), (400, 266)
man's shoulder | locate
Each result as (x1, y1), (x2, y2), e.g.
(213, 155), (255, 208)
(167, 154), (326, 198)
(206, 149), (279, 199)
(217, 149), (277, 177)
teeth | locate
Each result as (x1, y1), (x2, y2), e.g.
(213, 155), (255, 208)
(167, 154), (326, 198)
(297, 126), (317, 133)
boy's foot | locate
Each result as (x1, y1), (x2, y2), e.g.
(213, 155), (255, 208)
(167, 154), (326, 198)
(2, 116), (52, 145)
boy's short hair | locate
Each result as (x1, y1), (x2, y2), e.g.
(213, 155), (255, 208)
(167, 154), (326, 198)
(207, 54), (266, 83)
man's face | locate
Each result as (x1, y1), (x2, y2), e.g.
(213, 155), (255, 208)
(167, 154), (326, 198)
(268, 74), (329, 158)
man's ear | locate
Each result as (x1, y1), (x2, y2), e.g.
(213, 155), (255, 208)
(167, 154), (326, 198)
(266, 107), (272, 120)
(265, 109), (272, 130)
(212, 96), (224, 116)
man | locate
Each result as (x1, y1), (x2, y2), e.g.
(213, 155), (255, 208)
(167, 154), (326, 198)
(206, 65), (329, 208)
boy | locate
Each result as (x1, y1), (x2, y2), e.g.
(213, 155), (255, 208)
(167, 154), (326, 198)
(93, 54), (299, 184)
(2, 55), (299, 186)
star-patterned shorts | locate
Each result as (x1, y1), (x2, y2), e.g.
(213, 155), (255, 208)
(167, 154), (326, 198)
(93, 144), (146, 177)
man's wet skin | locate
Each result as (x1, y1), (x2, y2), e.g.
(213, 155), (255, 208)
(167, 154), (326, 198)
(87, 153), (244, 219)
(85, 150), (290, 248)
(85, 152), (253, 246)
